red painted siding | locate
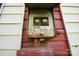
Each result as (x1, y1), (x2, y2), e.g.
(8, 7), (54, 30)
(17, 4), (70, 56)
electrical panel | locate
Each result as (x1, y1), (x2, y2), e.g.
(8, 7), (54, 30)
(28, 10), (55, 38)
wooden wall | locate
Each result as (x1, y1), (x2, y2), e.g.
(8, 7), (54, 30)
(17, 4), (70, 56)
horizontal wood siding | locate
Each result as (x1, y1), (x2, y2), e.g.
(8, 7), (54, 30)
(48, 4), (69, 55)
(60, 3), (79, 56)
(0, 3), (25, 56)
(0, 49), (16, 56)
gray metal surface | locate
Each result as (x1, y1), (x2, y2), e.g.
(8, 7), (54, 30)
(25, 3), (56, 9)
